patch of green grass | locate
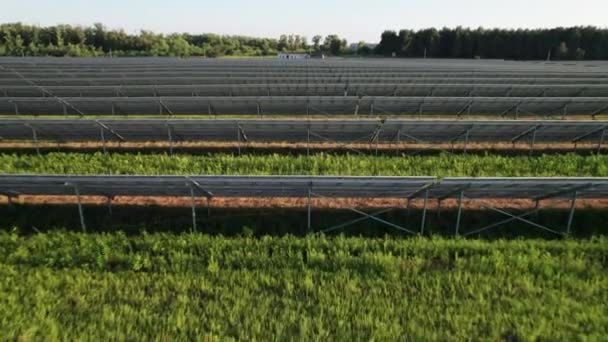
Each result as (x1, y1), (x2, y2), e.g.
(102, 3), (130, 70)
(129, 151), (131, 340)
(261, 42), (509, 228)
(0, 232), (606, 339)
(1, 152), (608, 177)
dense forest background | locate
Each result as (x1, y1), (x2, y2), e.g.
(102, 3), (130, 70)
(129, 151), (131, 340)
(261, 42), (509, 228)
(1, 23), (607, 60)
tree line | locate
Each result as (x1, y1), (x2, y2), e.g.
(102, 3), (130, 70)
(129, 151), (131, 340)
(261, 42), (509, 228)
(375, 27), (608, 60)
(0, 23), (348, 57)
(1, 23), (608, 59)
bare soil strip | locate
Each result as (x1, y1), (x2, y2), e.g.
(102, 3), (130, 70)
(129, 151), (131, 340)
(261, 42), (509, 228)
(2, 195), (606, 210)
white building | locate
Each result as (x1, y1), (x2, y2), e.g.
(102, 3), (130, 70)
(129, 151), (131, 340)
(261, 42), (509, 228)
(277, 53), (310, 59)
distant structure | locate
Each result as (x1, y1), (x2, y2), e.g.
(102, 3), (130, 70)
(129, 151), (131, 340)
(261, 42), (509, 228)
(277, 53), (310, 59)
(349, 43), (378, 52)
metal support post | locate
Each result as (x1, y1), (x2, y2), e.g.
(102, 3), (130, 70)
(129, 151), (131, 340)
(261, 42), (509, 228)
(100, 126), (107, 154)
(190, 186), (197, 233)
(30, 126), (40, 156)
(437, 200), (442, 220)
(396, 130), (401, 156)
(307, 127), (311, 157)
(529, 127), (537, 157)
(598, 128), (606, 155)
(455, 191), (464, 236)
(463, 129), (470, 155)
(236, 123), (242, 155)
(75, 186), (86, 233)
(66, 183), (86, 233)
(566, 191), (578, 235)
(106, 196), (113, 216)
(307, 186), (312, 232)
(3, 194), (14, 207)
(420, 189), (429, 235)
(375, 135), (379, 157)
(167, 125), (174, 155)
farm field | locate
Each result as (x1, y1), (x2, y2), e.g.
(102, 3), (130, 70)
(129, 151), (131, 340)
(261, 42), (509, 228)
(0, 232), (607, 340)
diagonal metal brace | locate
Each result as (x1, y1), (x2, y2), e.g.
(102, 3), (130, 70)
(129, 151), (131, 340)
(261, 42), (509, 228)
(95, 121), (126, 142)
(238, 124), (249, 142)
(481, 205), (565, 236)
(158, 99), (174, 115)
(185, 177), (214, 198)
(590, 105), (608, 118)
(449, 126), (474, 144)
(321, 208), (394, 234)
(311, 191), (417, 235)
(511, 124), (542, 143)
(572, 125), (608, 143)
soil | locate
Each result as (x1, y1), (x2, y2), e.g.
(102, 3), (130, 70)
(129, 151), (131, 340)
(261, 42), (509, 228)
(2, 195), (606, 210)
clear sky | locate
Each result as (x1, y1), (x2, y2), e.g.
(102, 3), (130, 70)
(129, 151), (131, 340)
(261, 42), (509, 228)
(1, 0), (607, 43)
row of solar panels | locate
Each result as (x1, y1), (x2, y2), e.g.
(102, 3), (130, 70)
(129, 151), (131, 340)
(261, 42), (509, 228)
(3, 84), (608, 98)
(2, 57), (606, 69)
(3, 71), (608, 79)
(2, 119), (605, 144)
(1, 175), (607, 200)
(2, 97), (607, 116)
(2, 76), (608, 86)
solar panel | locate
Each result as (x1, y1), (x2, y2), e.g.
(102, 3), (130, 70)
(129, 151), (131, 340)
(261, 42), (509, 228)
(432, 178), (608, 199)
(2, 175), (608, 200)
(1, 119), (606, 144)
(1, 96), (607, 116)
(0, 175), (436, 198)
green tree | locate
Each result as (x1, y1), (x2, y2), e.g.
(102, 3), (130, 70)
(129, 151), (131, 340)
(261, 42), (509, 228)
(312, 35), (322, 52)
(323, 35), (346, 55)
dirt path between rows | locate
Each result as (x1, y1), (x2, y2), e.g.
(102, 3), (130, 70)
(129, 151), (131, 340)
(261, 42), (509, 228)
(2, 195), (606, 210)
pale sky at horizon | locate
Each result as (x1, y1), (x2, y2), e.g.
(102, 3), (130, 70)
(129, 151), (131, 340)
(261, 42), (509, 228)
(1, 0), (607, 43)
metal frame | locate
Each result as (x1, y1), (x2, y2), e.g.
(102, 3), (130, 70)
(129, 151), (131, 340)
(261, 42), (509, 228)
(1, 174), (603, 236)
(3, 119), (608, 155)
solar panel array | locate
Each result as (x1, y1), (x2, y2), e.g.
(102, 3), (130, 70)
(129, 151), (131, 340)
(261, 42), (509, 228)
(1, 96), (608, 116)
(1, 57), (608, 116)
(2, 58), (608, 218)
(1, 119), (606, 144)
(2, 175), (607, 200)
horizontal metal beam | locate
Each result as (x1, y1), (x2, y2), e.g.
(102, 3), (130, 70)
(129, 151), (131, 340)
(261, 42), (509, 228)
(533, 183), (594, 202)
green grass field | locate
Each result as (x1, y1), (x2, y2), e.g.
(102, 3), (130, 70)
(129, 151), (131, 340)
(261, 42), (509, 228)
(0, 232), (606, 340)
(2, 152), (608, 176)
